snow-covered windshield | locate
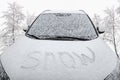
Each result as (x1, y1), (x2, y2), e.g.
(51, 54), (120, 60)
(27, 13), (98, 40)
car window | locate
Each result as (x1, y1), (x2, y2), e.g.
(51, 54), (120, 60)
(27, 13), (98, 40)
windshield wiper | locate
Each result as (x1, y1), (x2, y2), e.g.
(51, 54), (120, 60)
(54, 36), (90, 41)
(27, 34), (90, 41)
(27, 34), (40, 39)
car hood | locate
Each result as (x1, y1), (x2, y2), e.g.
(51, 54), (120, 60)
(1, 36), (117, 80)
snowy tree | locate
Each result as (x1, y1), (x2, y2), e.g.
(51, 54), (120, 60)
(116, 0), (120, 14)
(92, 14), (102, 28)
(21, 13), (36, 32)
(103, 7), (120, 57)
(26, 13), (36, 26)
(1, 2), (25, 46)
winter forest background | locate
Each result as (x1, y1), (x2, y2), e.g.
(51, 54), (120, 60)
(0, 1), (120, 57)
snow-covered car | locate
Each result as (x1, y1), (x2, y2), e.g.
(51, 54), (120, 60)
(0, 10), (119, 80)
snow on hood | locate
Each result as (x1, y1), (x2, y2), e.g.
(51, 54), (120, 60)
(1, 35), (117, 80)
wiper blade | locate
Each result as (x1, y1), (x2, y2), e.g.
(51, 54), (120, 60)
(54, 36), (90, 41)
(27, 34), (90, 41)
(27, 34), (40, 39)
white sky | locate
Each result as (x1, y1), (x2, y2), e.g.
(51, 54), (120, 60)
(0, 0), (119, 27)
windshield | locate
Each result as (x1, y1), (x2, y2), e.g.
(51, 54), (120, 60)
(27, 13), (98, 40)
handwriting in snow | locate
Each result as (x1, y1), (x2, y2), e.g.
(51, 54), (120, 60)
(21, 47), (95, 69)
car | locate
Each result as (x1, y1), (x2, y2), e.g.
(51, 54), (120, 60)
(0, 10), (119, 80)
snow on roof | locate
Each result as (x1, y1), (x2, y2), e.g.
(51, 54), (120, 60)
(42, 10), (86, 14)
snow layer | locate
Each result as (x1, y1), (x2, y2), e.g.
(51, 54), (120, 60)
(0, 35), (117, 80)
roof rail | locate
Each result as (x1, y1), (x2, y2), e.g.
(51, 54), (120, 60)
(41, 10), (51, 13)
(41, 10), (87, 14)
(78, 10), (88, 15)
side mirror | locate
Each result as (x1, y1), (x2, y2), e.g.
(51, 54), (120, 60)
(23, 26), (29, 32)
(23, 29), (27, 32)
(97, 27), (105, 34)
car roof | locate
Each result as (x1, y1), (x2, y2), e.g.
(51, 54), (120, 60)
(42, 10), (86, 14)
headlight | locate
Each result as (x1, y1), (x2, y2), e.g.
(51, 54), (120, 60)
(104, 58), (120, 80)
